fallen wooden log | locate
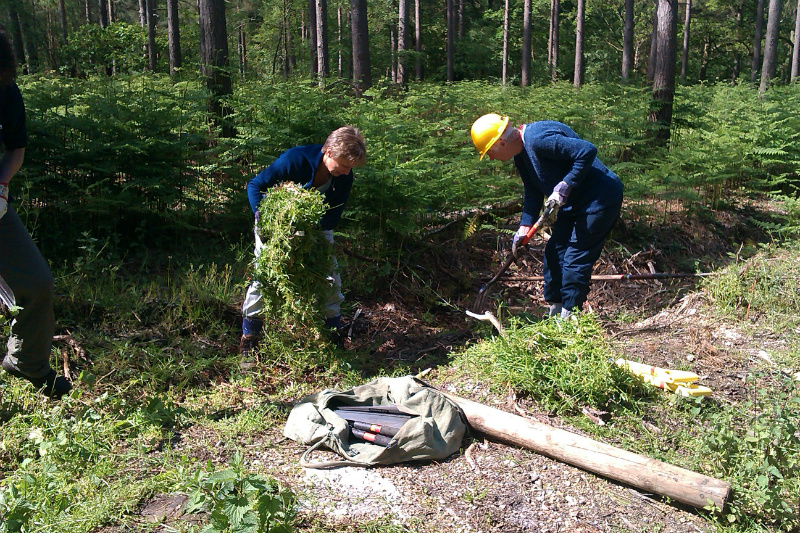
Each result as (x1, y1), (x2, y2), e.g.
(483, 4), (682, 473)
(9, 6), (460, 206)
(497, 272), (715, 282)
(442, 392), (730, 511)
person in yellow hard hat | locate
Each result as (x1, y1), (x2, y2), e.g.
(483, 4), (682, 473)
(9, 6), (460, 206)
(470, 113), (623, 318)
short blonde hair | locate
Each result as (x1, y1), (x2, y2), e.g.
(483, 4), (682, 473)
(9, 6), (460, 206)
(322, 126), (366, 166)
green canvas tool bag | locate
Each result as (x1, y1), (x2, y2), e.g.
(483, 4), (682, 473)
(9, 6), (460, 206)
(283, 376), (468, 468)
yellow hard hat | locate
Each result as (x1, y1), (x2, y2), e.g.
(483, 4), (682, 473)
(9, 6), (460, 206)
(471, 113), (509, 160)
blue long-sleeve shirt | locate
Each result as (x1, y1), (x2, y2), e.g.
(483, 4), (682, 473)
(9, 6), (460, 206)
(246, 144), (354, 231)
(513, 121), (623, 227)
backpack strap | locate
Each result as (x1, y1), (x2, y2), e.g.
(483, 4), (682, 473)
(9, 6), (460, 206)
(299, 437), (373, 469)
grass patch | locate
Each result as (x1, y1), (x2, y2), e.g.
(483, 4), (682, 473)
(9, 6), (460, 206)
(453, 313), (653, 415)
(704, 241), (800, 332)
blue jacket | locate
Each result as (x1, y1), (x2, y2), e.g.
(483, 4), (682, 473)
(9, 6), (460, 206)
(513, 121), (623, 227)
(246, 144), (354, 231)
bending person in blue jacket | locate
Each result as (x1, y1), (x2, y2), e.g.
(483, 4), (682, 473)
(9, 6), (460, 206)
(240, 126), (366, 359)
(471, 114), (623, 319)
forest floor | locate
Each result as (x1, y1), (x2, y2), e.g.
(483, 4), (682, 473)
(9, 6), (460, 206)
(134, 198), (786, 533)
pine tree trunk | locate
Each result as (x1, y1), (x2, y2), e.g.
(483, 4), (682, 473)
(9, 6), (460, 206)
(573, 0), (584, 88)
(791, 0), (800, 81)
(351, 0), (371, 90)
(698, 38), (709, 80)
(759, 0), (782, 94)
(316, 0), (329, 85)
(198, 0), (233, 137)
(272, 25), (282, 77)
(58, 0), (68, 44)
(548, 0), (559, 81)
(288, 7), (297, 71)
(622, 0), (634, 80)
(648, 0), (678, 146)
(6, 5), (27, 72)
(521, 0), (531, 86)
(240, 26), (248, 78)
(680, 0), (690, 84)
(86, 0), (93, 24)
(108, 0), (116, 23)
(44, 20), (58, 72)
(458, 0), (465, 39)
(446, 0), (454, 81)
(98, 0), (109, 28)
(390, 25), (397, 82)
(167, 0), (182, 76)
(337, 6), (343, 78)
(138, 0), (146, 26)
(398, 0), (408, 85)
(146, 0), (157, 71)
(415, 0), (422, 79)
(751, 0), (765, 83)
(502, 0), (509, 86)
(731, 1), (743, 84)
(15, 6), (38, 73)
(647, 0), (658, 84)
(309, 0), (318, 77)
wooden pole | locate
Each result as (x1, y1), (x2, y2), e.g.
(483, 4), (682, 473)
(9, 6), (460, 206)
(497, 272), (714, 282)
(443, 392), (730, 510)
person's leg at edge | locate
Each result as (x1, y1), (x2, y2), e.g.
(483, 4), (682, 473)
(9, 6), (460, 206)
(1, 206), (70, 398)
(321, 230), (345, 342)
(240, 229), (266, 362)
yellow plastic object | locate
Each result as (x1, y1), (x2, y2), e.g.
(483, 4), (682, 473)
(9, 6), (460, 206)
(615, 358), (711, 398)
(674, 383), (713, 397)
(471, 113), (509, 160)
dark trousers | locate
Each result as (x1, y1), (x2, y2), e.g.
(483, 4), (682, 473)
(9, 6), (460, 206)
(542, 202), (621, 311)
(1, 206), (55, 378)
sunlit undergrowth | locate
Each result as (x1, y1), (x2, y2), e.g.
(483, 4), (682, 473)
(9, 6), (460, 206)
(704, 241), (800, 332)
(0, 390), (190, 532)
(699, 373), (800, 530)
(20, 75), (800, 260)
(453, 313), (652, 415)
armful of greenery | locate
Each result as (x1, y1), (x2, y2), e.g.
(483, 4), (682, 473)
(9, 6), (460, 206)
(251, 183), (334, 331)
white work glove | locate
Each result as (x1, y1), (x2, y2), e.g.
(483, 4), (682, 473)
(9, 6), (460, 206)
(0, 183), (8, 220)
(545, 181), (572, 210)
(512, 225), (531, 257)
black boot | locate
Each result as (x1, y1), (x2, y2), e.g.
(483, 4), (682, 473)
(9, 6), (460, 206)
(2, 358), (72, 399)
(238, 334), (260, 370)
(324, 316), (348, 348)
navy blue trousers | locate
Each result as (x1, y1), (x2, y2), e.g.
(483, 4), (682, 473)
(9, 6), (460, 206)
(542, 202), (621, 311)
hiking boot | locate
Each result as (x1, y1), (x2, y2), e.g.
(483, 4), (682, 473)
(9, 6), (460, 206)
(2, 358), (72, 399)
(239, 334), (259, 370)
(559, 308), (577, 321)
(327, 327), (345, 349)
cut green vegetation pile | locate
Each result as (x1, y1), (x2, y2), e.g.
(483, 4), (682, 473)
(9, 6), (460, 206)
(454, 314), (651, 414)
(252, 183), (333, 333)
(704, 242), (800, 331)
